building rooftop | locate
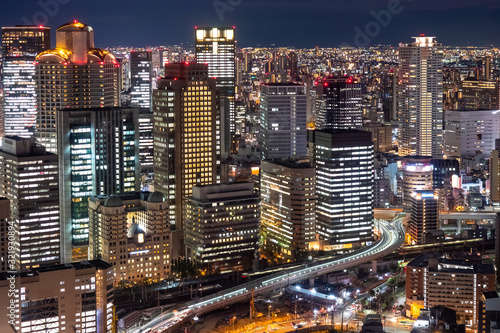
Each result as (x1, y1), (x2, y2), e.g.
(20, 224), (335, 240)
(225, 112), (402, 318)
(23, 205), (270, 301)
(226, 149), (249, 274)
(262, 159), (313, 169)
(407, 253), (495, 274)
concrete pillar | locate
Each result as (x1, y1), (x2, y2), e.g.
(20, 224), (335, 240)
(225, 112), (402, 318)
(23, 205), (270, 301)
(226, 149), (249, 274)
(309, 278), (314, 288)
(457, 219), (462, 234)
(372, 260), (377, 274)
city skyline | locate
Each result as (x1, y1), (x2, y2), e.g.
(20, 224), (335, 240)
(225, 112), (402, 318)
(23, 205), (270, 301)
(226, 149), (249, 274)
(1, 1), (500, 48)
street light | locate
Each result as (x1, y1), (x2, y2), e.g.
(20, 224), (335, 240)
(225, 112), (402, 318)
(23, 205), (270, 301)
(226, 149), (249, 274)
(232, 316), (236, 332)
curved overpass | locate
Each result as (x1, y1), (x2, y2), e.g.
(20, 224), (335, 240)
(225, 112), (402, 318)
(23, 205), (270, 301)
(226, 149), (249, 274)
(132, 220), (405, 333)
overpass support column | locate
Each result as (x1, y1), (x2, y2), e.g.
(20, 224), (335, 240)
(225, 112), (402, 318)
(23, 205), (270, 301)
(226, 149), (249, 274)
(457, 219), (462, 234)
(309, 278), (315, 288)
(372, 260), (377, 274)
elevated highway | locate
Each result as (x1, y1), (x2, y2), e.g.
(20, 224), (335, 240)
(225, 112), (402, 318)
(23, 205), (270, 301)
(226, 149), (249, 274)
(132, 220), (405, 333)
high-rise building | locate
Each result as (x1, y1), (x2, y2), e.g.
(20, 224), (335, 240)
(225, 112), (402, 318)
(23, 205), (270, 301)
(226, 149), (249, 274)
(431, 158), (459, 189)
(363, 123), (393, 153)
(195, 27), (236, 134)
(260, 83), (307, 159)
(260, 160), (316, 261)
(57, 107), (140, 262)
(490, 140), (500, 203)
(398, 36), (444, 157)
(153, 62), (220, 229)
(138, 109), (154, 172)
(130, 50), (153, 110)
(0, 259), (114, 333)
(406, 253), (495, 327)
(408, 190), (438, 244)
(444, 110), (500, 162)
(460, 78), (499, 111)
(402, 156), (434, 209)
(184, 182), (260, 273)
(3, 57), (37, 138)
(1, 25), (50, 56)
(0, 198), (10, 272)
(35, 21), (120, 153)
(88, 192), (170, 285)
(2, 25), (50, 139)
(309, 129), (374, 249)
(316, 76), (363, 130)
(0, 136), (59, 271)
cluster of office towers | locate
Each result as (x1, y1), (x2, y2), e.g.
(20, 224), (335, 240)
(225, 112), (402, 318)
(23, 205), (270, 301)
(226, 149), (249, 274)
(0, 24), (451, 282)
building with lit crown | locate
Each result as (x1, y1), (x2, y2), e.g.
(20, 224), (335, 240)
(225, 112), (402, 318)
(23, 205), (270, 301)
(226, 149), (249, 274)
(57, 107), (140, 262)
(309, 129), (374, 249)
(195, 27), (236, 136)
(88, 192), (170, 285)
(0, 259), (114, 333)
(153, 62), (220, 230)
(35, 21), (120, 153)
(408, 190), (438, 244)
(260, 160), (316, 262)
(402, 156), (434, 209)
(0, 136), (59, 271)
(398, 36), (444, 157)
(260, 83), (307, 159)
(185, 182), (259, 273)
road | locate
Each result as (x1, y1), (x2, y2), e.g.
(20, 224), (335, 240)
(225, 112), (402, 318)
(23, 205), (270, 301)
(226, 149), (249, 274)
(130, 219), (405, 333)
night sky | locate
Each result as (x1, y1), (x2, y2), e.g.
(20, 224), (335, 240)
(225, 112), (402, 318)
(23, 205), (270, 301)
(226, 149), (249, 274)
(2, 0), (500, 48)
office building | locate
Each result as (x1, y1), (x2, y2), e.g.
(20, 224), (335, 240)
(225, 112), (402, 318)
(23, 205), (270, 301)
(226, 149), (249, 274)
(3, 57), (37, 138)
(460, 78), (499, 111)
(58, 107), (140, 262)
(444, 109), (500, 163)
(260, 160), (316, 261)
(0, 259), (114, 333)
(309, 129), (374, 249)
(1, 25), (50, 56)
(316, 76), (363, 130)
(35, 21), (120, 153)
(260, 83), (307, 159)
(130, 50), (153, 110)
(402, 156), (434, 209)
(185, 182), (259, 273)
(374, 179), (391, 208)
(408, 190), (438, 244)
(153, 62), (220, 229)
(88, 192), (170, 285)
(490, 140), (500, 203)
(2, 25), (50, 139)
(363, 123), (393, 153)
(406, 253), (495, 328)
(431, 158), (459, 189)
(138, 109), (154, 171)
(0, 136), (59, 271)
(398, 36), (444, 157)
(195, 27), (236, 134)
(0, 198), (10, 272)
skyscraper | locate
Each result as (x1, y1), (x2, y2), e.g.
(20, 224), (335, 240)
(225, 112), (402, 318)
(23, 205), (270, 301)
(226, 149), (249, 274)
(2, 25), (50, 139)
(57, 107), (140, 262)
(195, 27), (236, 134)
(0, 136), (59, 271)
(1, 25), (50, 56)
(409, 190), (438, 244)
(398, 35), (444, 157)
(309, 129), (374, 249)
(402, 157), (434, 209)
(130, 50), (153, 110)
(316, 76), (363, 130)
(153, 62), (220, 229)
(184, 182), (259, 273)
(260, 83), (307, 159)
(260, 160), (316, 261)
(35, 21), (120, 153)
(3, 57), (37, 137)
